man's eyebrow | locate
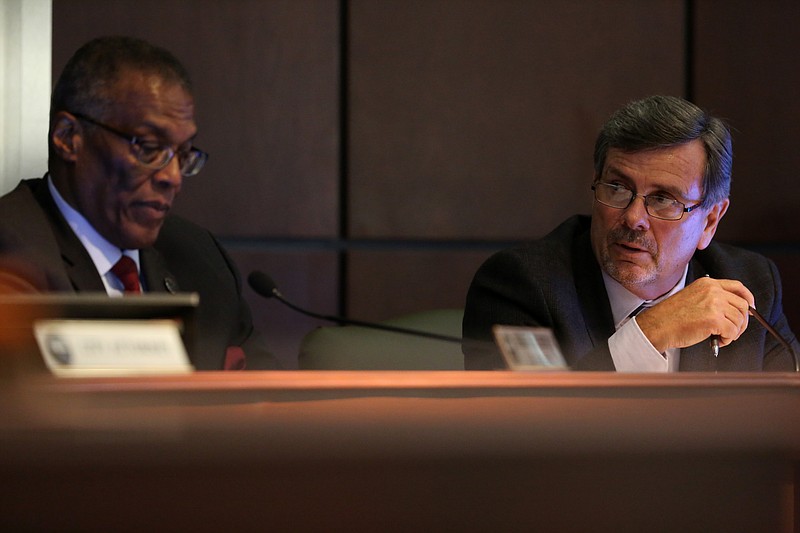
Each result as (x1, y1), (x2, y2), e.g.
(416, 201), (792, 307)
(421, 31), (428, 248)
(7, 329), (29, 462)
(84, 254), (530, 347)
(137, 122), (198, 145)
(603, 166), (630, 181)
(602, 166), (639, 187)
(179, 132), (199, 146)
(603, 165), (689, 199)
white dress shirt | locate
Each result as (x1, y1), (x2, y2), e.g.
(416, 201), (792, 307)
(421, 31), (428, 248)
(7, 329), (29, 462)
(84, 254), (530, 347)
(47, 175), (141, 296)
(604, 266), (688, 372)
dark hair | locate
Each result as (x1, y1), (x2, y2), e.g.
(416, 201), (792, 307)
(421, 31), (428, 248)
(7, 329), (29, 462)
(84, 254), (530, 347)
(593, 95), (732, 207)
(50, 35), (192, 123)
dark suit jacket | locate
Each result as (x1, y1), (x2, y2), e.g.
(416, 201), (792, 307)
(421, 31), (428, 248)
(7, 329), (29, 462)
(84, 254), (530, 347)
(0, 178), (276, 370)
(463, 215), (798, 371)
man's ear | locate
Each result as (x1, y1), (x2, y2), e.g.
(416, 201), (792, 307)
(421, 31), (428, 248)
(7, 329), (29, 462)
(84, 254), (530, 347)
(697, 198), (730, 250)
(51, 112), (82, 162)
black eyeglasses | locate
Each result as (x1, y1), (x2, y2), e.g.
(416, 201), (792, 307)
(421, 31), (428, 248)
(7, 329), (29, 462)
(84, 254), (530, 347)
(70, 112), (208, 177)
(592, 182), (702, 221)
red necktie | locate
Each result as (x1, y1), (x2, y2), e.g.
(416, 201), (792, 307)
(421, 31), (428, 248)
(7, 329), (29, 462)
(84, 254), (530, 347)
(110, 255), (142, 294)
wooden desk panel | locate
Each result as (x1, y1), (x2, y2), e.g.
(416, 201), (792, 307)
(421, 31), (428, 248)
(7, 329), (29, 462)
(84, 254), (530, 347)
(1, 372), (798, 532)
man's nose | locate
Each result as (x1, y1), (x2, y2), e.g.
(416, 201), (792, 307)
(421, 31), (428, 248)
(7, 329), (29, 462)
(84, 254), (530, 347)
(621, 194), (650, 230)
(153, 155), (183, 190)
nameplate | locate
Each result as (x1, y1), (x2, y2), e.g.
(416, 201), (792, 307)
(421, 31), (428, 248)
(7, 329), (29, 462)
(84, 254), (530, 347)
(492, 325), (568, 370)
(34, 319), (193, 377)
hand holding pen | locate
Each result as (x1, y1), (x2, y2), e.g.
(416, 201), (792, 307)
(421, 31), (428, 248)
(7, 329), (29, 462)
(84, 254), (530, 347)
(637, 275), (797, 370)
(635, 276), (753, 354)
(702, 275), (783, 359)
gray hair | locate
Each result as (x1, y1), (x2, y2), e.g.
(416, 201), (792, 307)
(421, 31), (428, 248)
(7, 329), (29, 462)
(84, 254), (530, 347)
(593, 95), (732, 207)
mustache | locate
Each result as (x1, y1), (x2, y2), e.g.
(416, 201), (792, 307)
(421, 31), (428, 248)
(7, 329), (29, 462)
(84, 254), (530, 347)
(607, 227), (656, 254)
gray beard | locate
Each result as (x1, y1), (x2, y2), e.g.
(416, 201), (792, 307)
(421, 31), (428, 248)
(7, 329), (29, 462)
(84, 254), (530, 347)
(600, 227), (661, 288)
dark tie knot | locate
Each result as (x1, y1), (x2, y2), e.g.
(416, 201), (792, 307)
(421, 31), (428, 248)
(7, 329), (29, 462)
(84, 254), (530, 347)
(627, 300), (653, 319)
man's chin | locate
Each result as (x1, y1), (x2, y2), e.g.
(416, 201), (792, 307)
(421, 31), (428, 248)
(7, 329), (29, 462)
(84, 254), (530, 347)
(605, 262), (657, 288)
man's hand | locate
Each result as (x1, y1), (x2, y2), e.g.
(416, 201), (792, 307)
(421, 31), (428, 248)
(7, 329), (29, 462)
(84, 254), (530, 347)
(635, 277), (754, 352)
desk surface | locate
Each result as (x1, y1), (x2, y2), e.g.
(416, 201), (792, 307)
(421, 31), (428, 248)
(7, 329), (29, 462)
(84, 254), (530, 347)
(25, 368), (800, 392)
(1, 371), (798, 532)
(4, 371), (799, 459)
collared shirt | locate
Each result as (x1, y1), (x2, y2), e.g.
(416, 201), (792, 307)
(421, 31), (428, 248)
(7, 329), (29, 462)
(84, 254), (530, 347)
(47, 175), (141, 296)
(603, 266), (688, 372)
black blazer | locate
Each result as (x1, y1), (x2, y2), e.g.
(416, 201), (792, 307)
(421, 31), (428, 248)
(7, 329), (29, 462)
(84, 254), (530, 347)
(0, 178), (275, 370)
(463, 215), (798, 371)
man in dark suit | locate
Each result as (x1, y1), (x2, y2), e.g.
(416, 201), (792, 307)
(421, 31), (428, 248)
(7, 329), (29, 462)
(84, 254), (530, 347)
(463, 95), (798, 372)
(0, 36), (275, 370)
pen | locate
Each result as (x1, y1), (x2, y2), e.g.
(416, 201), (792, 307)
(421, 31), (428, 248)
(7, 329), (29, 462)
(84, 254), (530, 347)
(710, 336), (719, 357)
(705, 274), (720, 357)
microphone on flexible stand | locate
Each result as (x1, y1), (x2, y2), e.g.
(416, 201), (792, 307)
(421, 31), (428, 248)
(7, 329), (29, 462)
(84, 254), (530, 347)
(247, 271), (464, 344)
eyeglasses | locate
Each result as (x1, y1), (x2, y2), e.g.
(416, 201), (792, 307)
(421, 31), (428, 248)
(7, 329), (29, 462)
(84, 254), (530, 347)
(592, 182), (702, 221)
(70, 112), (208, 177)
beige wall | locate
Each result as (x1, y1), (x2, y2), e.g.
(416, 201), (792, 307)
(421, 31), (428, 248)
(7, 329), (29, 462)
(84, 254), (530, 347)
(52, 0), (800, 367)
(0, 0), (51, 195)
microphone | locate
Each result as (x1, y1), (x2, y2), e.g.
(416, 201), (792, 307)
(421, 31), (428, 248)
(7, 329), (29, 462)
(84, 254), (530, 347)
(247, 271), (463, 344)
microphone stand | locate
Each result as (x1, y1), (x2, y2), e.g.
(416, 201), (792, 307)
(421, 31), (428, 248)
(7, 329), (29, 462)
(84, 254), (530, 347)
(248, 270), (469, 344)
(269, 287), (464, 344)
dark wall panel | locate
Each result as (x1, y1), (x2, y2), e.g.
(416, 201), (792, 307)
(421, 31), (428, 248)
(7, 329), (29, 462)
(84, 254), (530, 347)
(346, 249), (496, 321)
(694, 0), (800, 245)
(348, 0), (685, 240)
(50, 1), (800, 366)
(52, 0), (340, 238)
(694, 0), (800, 334)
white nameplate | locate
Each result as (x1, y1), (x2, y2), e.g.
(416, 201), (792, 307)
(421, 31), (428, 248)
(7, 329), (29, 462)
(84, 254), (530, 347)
(34, 319), (193, 377)
(492, 325), (568, 370)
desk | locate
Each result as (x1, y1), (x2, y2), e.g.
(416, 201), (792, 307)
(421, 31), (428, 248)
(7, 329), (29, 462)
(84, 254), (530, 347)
(1, 371), (798, 532)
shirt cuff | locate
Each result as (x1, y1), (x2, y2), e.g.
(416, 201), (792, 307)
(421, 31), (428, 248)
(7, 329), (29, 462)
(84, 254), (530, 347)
(609, 317), (669, 372)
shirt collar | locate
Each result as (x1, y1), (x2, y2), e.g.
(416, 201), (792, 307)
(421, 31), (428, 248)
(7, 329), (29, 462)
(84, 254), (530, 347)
(47, 174), (140, 275)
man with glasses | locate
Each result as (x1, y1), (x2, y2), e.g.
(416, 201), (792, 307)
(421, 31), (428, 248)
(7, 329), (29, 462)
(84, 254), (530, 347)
(463, 95), (798, 371)
(0, 36), (275, 370)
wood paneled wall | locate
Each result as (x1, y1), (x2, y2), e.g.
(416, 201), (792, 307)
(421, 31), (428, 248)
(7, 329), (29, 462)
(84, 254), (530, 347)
(52, 0), (800, 367)
(692, 0), (800, 363)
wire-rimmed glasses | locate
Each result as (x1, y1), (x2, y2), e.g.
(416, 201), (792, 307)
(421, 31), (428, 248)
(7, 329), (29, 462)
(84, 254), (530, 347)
(70, 112), (208, 177)
(592, 182), (702, 221)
